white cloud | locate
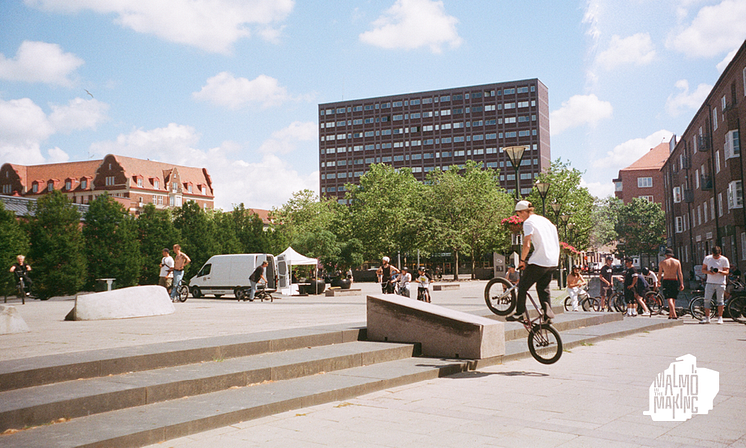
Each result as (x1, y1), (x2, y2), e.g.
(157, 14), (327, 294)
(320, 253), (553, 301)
(47, 147), (71, 163)
(0, 96), (107, 165)
(49, 97), (109, 133)
(716, 47), (739, 72)
(592, 130), (674, 170)
(25, 0), (294, 54)
(258, 121), (317, 155)
(665, 79), (712, 116)
(549, 94), (613, 135)
(667, 0), (746, 58)
(192, 73), (295, 109)
(88, 123), (317, 210)
(595, 33), (656, 70)
(0, 41), (83, 86)
(359, 0), (462, 53)
(581, 178), (615, 200)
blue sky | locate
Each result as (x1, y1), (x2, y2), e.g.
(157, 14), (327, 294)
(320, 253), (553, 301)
(1, 0), (745, 210)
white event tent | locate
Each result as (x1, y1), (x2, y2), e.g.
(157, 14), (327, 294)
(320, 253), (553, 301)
(276, 247), (318, 295)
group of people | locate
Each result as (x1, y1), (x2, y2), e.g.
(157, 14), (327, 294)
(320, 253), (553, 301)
(376, 257), (432, 301)
(158, 244), (191, 302)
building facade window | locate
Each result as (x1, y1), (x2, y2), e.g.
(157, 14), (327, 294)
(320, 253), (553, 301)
(728, 180), (743, 209)
(637, 177), (653, 188)
(725, 130), (740, 159)
(675, 216), (683, 233)
(105, 176), (115, 186)
(673, 186), (682, 203)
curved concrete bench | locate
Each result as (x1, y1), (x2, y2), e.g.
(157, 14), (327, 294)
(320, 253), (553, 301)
(65, 285), (175, 321)
(0, 305), (30, 334)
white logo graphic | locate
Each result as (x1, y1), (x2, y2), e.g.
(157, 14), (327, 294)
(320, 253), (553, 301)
(644, 354), (719, 421)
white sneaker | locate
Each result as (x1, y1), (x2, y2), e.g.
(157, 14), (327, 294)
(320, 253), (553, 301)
(717, 316), (723, 324)
(699, 317), (710, 324)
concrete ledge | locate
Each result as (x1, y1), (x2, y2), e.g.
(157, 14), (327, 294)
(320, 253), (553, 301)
(325, 288), (362, 297)
(0, 306), (29, 335)
(432, 283), (460, 291)
(65, 285), (175, 321)
(366, 294), (504, 359)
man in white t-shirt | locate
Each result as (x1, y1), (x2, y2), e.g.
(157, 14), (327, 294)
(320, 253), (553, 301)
(506, 200), (560, 323)
(159, 248), (174, 292)
(700, 246), (729, 324)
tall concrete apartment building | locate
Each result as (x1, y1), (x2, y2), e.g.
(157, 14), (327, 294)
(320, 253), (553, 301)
(662, 39), (746, 276)
(318, 79), (551, 201)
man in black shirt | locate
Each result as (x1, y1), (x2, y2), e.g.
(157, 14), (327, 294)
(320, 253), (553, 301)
(599, 256), (614, 309)
(246, 260), (268, 302)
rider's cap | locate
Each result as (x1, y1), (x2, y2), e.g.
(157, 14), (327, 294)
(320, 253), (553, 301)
(515, 200), (532, 211)
(382, 256), (390, 263)
(401, 266), (408, 271)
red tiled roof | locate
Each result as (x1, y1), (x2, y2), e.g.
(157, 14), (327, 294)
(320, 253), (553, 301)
(247, 208), (272, 225)
(111, 155), (214, 197)
(621, 142), (670, 171)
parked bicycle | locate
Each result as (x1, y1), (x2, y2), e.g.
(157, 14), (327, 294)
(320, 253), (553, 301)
(484, 277), (562, 364)
(562, 285), (601, 312)
(171, 278), (189, 302)
(726, 294), (746, 323)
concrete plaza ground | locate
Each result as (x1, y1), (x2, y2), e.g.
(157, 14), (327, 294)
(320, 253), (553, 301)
(3, 280), (745, 447)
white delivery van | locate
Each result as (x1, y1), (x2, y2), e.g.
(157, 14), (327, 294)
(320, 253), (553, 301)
(188, 254), (277, 299)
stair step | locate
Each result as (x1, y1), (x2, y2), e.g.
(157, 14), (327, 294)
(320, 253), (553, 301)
(0, 341), (416, 432)
(0, 357), (473, 448)
(0, 324), (365, 392)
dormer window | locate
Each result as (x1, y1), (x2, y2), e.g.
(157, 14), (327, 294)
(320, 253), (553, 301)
(154, 179), (160, 189)
(137, 177), (143, 187)
(81, 179), (88, 189)
(47, 181), (54, 192)
(32, 182), (38, 193)
(187, 184), (193, 193)
(65, 180), (72, 190)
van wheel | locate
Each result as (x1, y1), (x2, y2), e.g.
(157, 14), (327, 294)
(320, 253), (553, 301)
(214, 294), (223, 299)
(191, 287), (202, 298)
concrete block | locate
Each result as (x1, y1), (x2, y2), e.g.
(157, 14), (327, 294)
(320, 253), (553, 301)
(0, 305), (30, 334)
(66, 285), (175, 321)
(366, 294), (504, 359)
(324, 288), (361, 297)
(432, 283), (460, 291)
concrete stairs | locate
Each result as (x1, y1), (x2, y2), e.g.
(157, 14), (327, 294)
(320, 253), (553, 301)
(0, 314), (681, 448)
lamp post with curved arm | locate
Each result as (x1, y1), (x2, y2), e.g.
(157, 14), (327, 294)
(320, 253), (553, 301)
(504, 146), (526, 201)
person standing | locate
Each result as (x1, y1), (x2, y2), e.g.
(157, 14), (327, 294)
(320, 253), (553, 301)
(159, 248), (174, 292)
(246, 260), (268, 302)
(170, 244), (191, 302)
(376, 257), (399, 294)
(623, 258), (639, 316)
(506, 201), (560, 323)
(9, 255), (33, 295)
(701, 246), (729, 324)
(599, 256), (614, 310)
(658, 248), (684, 319)
(398, 266), (412, 297)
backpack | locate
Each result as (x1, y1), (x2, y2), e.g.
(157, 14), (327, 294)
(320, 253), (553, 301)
(636, 274), (649, 293)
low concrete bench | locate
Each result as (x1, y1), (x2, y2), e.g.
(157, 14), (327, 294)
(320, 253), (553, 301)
(367, 294), (504, 359)
(432, 283), (460, 291)
(325, 288), (362, 297)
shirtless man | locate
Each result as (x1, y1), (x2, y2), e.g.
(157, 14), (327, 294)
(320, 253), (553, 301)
(658, 248), (684, 319)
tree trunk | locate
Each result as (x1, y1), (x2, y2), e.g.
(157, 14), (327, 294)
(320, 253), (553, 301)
(471, 252), (477, 280)
(453, 251), (459, 281)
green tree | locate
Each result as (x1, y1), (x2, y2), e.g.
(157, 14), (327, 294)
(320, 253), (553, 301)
(425, 161), (513, 279)
(211, 209), (242, 255)
(615, 197), (666, 258)
(173, 201), (219, 277)
(345, 164), (426, 260)
(83, 194), (142, 289)
(0, 203), (29, 296)
(231, 204), (269, 253)
(527, 158), (595, 251)
(136, 204), (181, 285)
(590, 196), (622, 250)
(26, 191), (87, 298)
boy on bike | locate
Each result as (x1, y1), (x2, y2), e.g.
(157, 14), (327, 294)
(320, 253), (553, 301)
(415, 266), (431, 302)
(377, 257), (399, 294)
(10, 255), (33, 296)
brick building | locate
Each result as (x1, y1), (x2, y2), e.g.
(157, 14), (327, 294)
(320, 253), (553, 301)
(0, 154), (214, 215)
(318, 79), (551, 201)
(613, 141), (671, 206)
(662, 39), (746, 276)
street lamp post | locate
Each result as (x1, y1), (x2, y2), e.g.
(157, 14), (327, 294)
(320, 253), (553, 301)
(550, 202), (562, 289)
(560, 214), (570, 288)
(535, 181), (550, 216)
(504, 146), (527, 201)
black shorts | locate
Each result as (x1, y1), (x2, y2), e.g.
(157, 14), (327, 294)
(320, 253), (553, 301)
(624, 288), (636, 304)
(662, 279), (680, 300)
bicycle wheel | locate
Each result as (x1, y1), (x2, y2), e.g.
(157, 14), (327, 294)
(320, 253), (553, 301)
(582, 297), (601, 312)
(484, 277), (516, 316)
(563, 296), (573, 312)
(528, 324), (563, 364)
(177, 284), (189, 302)
(613, 293), (626, 313)
(727, 296), (746, 323)
(644, 291), (662, 315)
(689, 297), (708, 320)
